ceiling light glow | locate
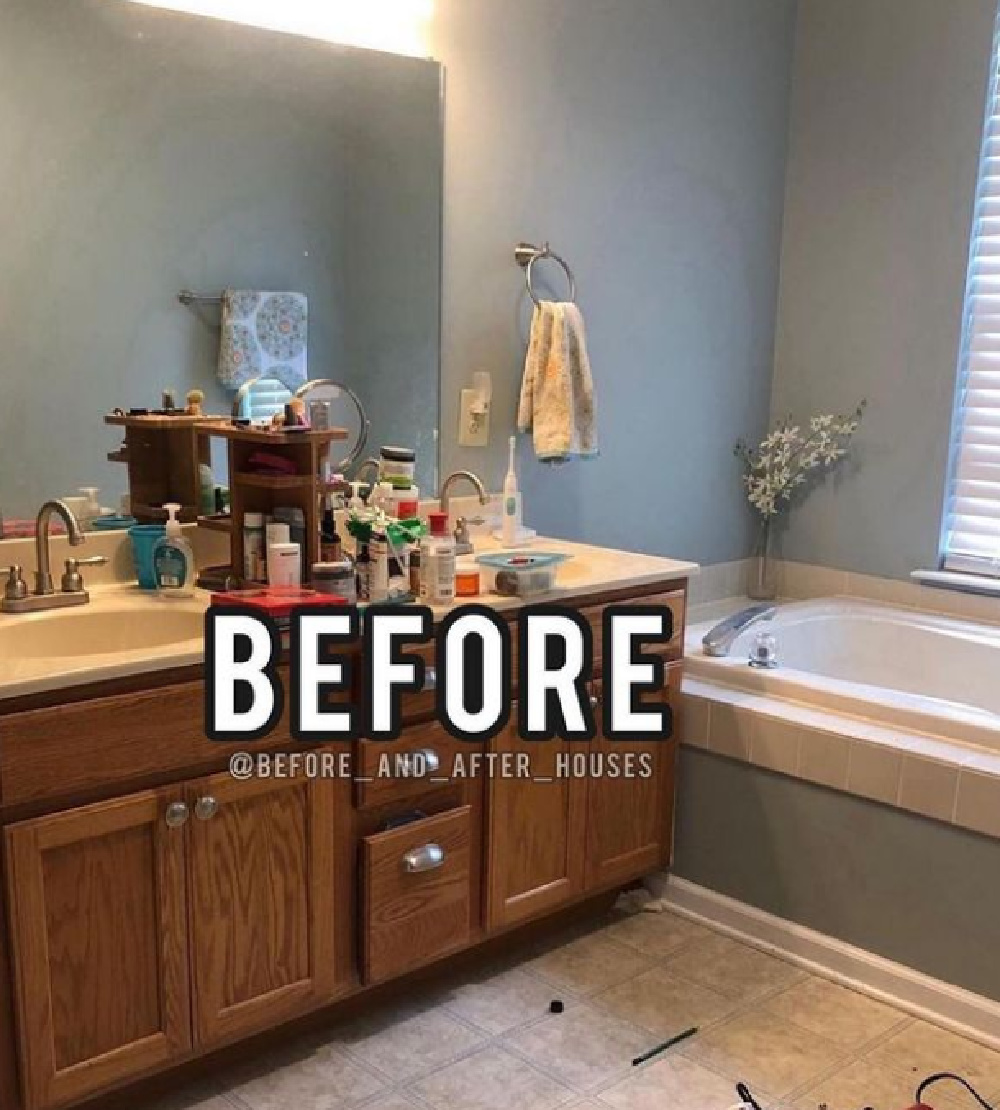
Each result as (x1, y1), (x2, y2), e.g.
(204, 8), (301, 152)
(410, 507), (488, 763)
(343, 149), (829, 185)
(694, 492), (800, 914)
(127, 0), (434, 57)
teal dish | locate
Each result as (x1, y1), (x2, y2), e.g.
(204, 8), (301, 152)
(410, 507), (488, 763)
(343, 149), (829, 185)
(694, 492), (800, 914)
(92, 514), (137, 531)
(475, 552), (570, 570)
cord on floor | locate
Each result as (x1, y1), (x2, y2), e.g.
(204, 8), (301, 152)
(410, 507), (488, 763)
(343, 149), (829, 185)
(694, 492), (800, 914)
(915, 1072), (996, 1109)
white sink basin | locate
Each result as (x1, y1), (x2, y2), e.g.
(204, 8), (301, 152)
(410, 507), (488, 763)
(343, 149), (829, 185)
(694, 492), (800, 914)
(0, 602), (205, 660)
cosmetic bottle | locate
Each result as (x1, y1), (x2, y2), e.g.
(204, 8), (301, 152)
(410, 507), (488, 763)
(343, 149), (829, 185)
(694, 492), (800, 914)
(153, 503), (195, 598)
(419, 511), (456, 604)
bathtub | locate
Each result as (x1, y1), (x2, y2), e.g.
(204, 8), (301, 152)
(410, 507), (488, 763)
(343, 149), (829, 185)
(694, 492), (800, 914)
(686, 598), (1000, 752)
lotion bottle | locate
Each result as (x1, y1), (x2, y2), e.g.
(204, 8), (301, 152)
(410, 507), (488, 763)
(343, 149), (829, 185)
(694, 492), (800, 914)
(502, 436), (520, 547)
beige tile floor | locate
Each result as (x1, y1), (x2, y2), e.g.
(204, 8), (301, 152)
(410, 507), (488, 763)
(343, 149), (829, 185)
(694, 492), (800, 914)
(152, 909), (1000, 1110)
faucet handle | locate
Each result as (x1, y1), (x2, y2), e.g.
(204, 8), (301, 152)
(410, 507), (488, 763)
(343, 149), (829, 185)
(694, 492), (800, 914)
(453, 516), (486, 545)
(0, 566), (28, 603)
(61, 555), (108, 594)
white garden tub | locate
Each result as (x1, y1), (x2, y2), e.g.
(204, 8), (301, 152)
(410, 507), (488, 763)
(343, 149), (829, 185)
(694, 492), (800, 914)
(686, 598), (1000, 752)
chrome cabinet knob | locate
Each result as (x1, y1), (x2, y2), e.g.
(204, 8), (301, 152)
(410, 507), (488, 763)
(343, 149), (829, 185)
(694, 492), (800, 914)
(589, 694), (600, 709)
(399, 749), (441, 777)
(165, 802), (190, 829)
(403, 843), (445, 873)
(423, 666), (437, 691)
(194, 796), (219, 821)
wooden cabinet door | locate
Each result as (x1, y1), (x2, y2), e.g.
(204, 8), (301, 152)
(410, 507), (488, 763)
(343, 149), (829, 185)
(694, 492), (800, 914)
(186, 771), (339, 1047)
(5, 790), (191, 1110)
(585, 666), (681, 891)
(486, 725), (588, 931)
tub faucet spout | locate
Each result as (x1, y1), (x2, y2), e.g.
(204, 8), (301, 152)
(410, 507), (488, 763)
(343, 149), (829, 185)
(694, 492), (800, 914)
(702, 603), (777, 658)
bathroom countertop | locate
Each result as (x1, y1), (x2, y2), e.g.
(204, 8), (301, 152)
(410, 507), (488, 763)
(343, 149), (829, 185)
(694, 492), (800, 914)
(0, 537), (698, 702)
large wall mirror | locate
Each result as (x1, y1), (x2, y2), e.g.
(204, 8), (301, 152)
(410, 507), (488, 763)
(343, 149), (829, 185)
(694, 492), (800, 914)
(0, 0), (442, 529)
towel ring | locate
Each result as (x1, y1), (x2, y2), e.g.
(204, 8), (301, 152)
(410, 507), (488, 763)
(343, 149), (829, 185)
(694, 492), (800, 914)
(515, 242), (577, 307)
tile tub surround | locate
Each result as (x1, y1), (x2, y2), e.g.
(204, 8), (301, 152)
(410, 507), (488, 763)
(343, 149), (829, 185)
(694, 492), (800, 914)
(687, 555), (1000, 623)
(682, 580), (1000, 842)
(133, 906), (1000, 1110)
(681, 675), (1000, 844)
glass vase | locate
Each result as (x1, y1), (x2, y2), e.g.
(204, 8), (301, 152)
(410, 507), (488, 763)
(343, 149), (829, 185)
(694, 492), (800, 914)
(748, 518), (778, 601)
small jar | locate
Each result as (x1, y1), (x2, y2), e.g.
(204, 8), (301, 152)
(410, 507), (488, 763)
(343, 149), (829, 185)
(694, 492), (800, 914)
(379, 446), (416, 490)
(267, 542), (302, 588)
(312, 560), (357, 604)
(455, 559), (481, 597)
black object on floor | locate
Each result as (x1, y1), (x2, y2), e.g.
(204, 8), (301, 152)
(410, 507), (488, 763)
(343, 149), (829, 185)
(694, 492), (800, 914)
(631, 1025), (698, 1067)
(549, 999), (564, 1014)
(736, 1081), (765, 1110)
(917, 1072), (996, 1109)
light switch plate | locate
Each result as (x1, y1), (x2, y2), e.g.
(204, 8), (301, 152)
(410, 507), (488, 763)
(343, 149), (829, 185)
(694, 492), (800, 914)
(458, 388), (489, 447)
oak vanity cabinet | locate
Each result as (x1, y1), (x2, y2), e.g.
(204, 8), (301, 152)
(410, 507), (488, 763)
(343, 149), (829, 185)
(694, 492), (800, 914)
(0, 578), (689, 1110)
(4, 770), (342, 1110)
(185, 771), (340, 1047)
(486, 672), (679, 930)
(5, 789), (192, 1110)
(485, 725), (589, 929)
(584, 665), (681, 890)
(487, 592), (684, 931)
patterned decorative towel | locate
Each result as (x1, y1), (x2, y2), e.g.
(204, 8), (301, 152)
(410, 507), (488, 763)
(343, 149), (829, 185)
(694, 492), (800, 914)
(218, 290), (308, 391)
(517, 300), (598, 462)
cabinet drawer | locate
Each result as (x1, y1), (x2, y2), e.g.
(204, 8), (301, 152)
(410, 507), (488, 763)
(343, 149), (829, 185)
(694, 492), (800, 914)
(581, 589), (686, 670)
(355, 723), (481, 809)
(0, 669), (305, 808)
(364, 625), (519, 728)
(0, 681), (220, 807)
(392, 640), (438, 725)
(361, 806), (472, 984)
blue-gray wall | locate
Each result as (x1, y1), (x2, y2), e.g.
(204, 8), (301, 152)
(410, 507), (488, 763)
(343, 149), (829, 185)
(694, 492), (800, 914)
(432, 0), (798, 567)
(771, 0), (997, 579)
(0, 1), (442, 514)
(674, 749), (1000, 1002)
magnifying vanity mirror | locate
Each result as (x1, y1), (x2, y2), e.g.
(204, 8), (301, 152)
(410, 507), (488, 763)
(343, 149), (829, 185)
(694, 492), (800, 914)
(0, 0), (443, 534)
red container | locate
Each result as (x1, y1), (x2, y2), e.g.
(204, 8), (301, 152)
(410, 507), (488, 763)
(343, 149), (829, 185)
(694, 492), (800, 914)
(210, 587), (348, 620)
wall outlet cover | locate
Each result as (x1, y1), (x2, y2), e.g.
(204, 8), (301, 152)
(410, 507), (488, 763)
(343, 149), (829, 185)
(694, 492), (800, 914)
(458, 387), (489, 447)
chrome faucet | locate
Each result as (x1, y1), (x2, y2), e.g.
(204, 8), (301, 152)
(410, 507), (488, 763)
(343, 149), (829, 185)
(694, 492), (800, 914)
(702, 603), (777, 658)
(439, 471), (489, 554)
(0, 500), (107, 614)
(35, 500), (85, 595)
(439, 470), (488, 517)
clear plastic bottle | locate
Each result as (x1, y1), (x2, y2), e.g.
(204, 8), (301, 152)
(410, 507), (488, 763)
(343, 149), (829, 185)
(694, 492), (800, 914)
(419, 511), (456, 604)
(153, 503), (195, 598)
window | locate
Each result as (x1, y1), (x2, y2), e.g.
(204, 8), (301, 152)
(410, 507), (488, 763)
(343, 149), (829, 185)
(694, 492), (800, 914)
(943, 10), (1000, 577)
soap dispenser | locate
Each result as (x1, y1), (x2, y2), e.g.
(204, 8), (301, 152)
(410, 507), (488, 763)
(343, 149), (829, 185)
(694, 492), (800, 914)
(153, 503), (195, 597)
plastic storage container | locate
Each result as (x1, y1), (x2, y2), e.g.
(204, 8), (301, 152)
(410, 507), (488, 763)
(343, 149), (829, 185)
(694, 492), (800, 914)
(475, 551), (569, 598)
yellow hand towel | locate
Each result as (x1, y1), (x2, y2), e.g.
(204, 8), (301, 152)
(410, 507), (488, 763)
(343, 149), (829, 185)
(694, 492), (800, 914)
(517, 300), (598, 462)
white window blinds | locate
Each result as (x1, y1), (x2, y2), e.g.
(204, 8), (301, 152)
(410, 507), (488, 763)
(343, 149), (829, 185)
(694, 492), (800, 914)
(944, 10), (1000, 576)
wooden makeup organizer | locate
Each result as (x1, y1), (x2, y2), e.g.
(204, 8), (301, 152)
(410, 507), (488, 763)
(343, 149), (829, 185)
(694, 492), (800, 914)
(105, 415), (348, 580)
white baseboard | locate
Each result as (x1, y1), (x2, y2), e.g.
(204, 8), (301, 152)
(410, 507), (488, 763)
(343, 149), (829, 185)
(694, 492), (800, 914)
(656, 874), (1000, 1052)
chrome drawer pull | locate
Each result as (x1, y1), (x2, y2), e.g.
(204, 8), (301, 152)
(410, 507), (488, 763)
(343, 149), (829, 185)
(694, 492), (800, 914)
(194, 796), (219, 821)
(399, 749), (441, 777)
(422, 665), (437, 692)
(403, 843), (445, 873)
(165, 802), (190, 829)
